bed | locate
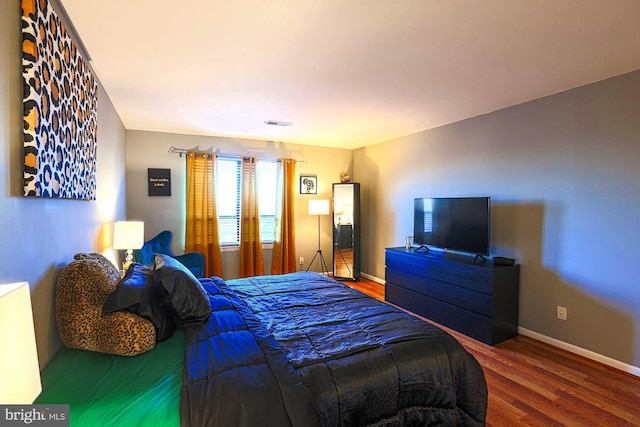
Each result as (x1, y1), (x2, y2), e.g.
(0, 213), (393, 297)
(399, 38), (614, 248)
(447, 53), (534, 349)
(38, 271), (487, 426)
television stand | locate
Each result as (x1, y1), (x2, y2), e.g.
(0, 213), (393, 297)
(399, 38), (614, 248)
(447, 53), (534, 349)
(413, 245), (429, 252)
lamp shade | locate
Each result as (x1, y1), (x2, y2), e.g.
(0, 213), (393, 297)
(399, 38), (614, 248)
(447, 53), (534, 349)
(113, 221), (145, 250)
(0, 282), (41, 403)
(308, 199), (330, 216)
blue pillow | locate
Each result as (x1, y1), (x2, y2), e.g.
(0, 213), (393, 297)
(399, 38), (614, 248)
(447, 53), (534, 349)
(153, 254), (211, 327)
(103, 263), (176, 342)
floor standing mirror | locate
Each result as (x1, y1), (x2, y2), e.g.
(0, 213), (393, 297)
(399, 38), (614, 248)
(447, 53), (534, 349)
(333, 183), (360, 281)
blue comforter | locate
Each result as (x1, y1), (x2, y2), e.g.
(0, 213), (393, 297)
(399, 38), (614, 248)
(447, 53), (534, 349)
(180, 272), (487, 426)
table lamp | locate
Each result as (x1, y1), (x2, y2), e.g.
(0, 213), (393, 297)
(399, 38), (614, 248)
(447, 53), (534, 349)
(113, 221), (144, 271)
(0, 282), (41, 403)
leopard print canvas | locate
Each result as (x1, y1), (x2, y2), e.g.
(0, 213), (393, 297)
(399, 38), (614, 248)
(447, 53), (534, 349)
(21, 0), (98, 200)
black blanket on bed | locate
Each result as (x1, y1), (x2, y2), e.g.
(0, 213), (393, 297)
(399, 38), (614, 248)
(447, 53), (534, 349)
(180, 272), (487, 426)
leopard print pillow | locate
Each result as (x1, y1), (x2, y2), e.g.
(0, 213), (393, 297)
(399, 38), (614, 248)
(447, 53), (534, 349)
(55, 253), (155, 356)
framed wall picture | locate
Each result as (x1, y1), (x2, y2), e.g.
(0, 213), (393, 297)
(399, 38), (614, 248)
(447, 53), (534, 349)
(22, 0), (98, 200)
(300, 175), (317, 194)
(148, 168), (171, 196)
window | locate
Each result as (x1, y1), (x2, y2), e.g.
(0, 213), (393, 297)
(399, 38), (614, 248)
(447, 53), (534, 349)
(215, 158), (277, 246)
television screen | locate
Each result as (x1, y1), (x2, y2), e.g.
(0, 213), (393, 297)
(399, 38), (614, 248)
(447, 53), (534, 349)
(413, 197), (490, 256)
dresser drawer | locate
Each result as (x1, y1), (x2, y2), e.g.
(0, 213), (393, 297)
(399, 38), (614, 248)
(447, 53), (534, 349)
(385, 283), (428, 318)
(430, 261), (493, 294)
(385, 267), (428, 296)
(385, 250), (429, 277)
(429, 279), (493, 317)
(428, 298), (494, 344)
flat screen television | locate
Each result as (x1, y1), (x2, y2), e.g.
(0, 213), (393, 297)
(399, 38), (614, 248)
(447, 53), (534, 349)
(413, 197), (490, 256)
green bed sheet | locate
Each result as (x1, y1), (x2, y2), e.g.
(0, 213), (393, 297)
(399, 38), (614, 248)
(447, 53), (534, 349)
(35, 331), (185, 427)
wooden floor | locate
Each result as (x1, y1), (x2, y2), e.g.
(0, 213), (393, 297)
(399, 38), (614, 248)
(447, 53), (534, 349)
(344, 278), (640, 426)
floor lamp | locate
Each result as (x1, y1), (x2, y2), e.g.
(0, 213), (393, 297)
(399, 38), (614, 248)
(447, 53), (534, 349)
(306, 199), (330, 275)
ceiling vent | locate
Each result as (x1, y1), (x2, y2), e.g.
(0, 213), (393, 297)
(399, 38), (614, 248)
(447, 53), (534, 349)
(264, 120), (293, 127)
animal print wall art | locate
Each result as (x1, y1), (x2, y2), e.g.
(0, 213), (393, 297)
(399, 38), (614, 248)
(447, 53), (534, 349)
(21, 0), (98, 200)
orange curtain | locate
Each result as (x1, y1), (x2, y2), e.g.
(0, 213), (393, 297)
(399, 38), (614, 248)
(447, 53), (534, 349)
(239, 156), (264, 277)
(185, 151), (223, 278)
(271, 158), (296, 274)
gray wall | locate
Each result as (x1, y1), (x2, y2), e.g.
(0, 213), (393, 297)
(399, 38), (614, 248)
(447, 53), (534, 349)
(125, 130), (353, 279)
(355, 70), (640, 368)
(0, 1), (127, 367)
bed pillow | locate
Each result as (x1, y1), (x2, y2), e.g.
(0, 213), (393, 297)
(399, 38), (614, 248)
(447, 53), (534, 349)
(103, 263), (176, 342)
(153, 254), (211, 327)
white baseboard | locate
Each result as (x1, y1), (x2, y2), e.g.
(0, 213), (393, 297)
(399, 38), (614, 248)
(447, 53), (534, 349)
(362, 273), (640, 378)
(518, 327), (640, 378)
(361, 272), (385, 284)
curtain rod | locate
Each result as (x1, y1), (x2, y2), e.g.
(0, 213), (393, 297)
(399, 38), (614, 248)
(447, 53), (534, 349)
(168, 146), (306, 162)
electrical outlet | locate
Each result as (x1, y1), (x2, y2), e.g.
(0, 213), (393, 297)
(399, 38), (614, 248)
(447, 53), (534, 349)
(557, 306), (567, 321)
(299, 257), (304, 265)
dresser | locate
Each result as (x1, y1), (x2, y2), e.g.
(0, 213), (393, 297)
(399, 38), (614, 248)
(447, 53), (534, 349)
(385, 247), (520, 345)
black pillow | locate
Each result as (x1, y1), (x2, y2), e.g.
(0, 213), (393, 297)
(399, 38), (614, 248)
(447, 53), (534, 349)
(103, 263), (176, 342)
(153, 254), (211, 327)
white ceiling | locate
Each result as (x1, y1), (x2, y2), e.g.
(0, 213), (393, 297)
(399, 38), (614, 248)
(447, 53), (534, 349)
(58, 0), (640, 149)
